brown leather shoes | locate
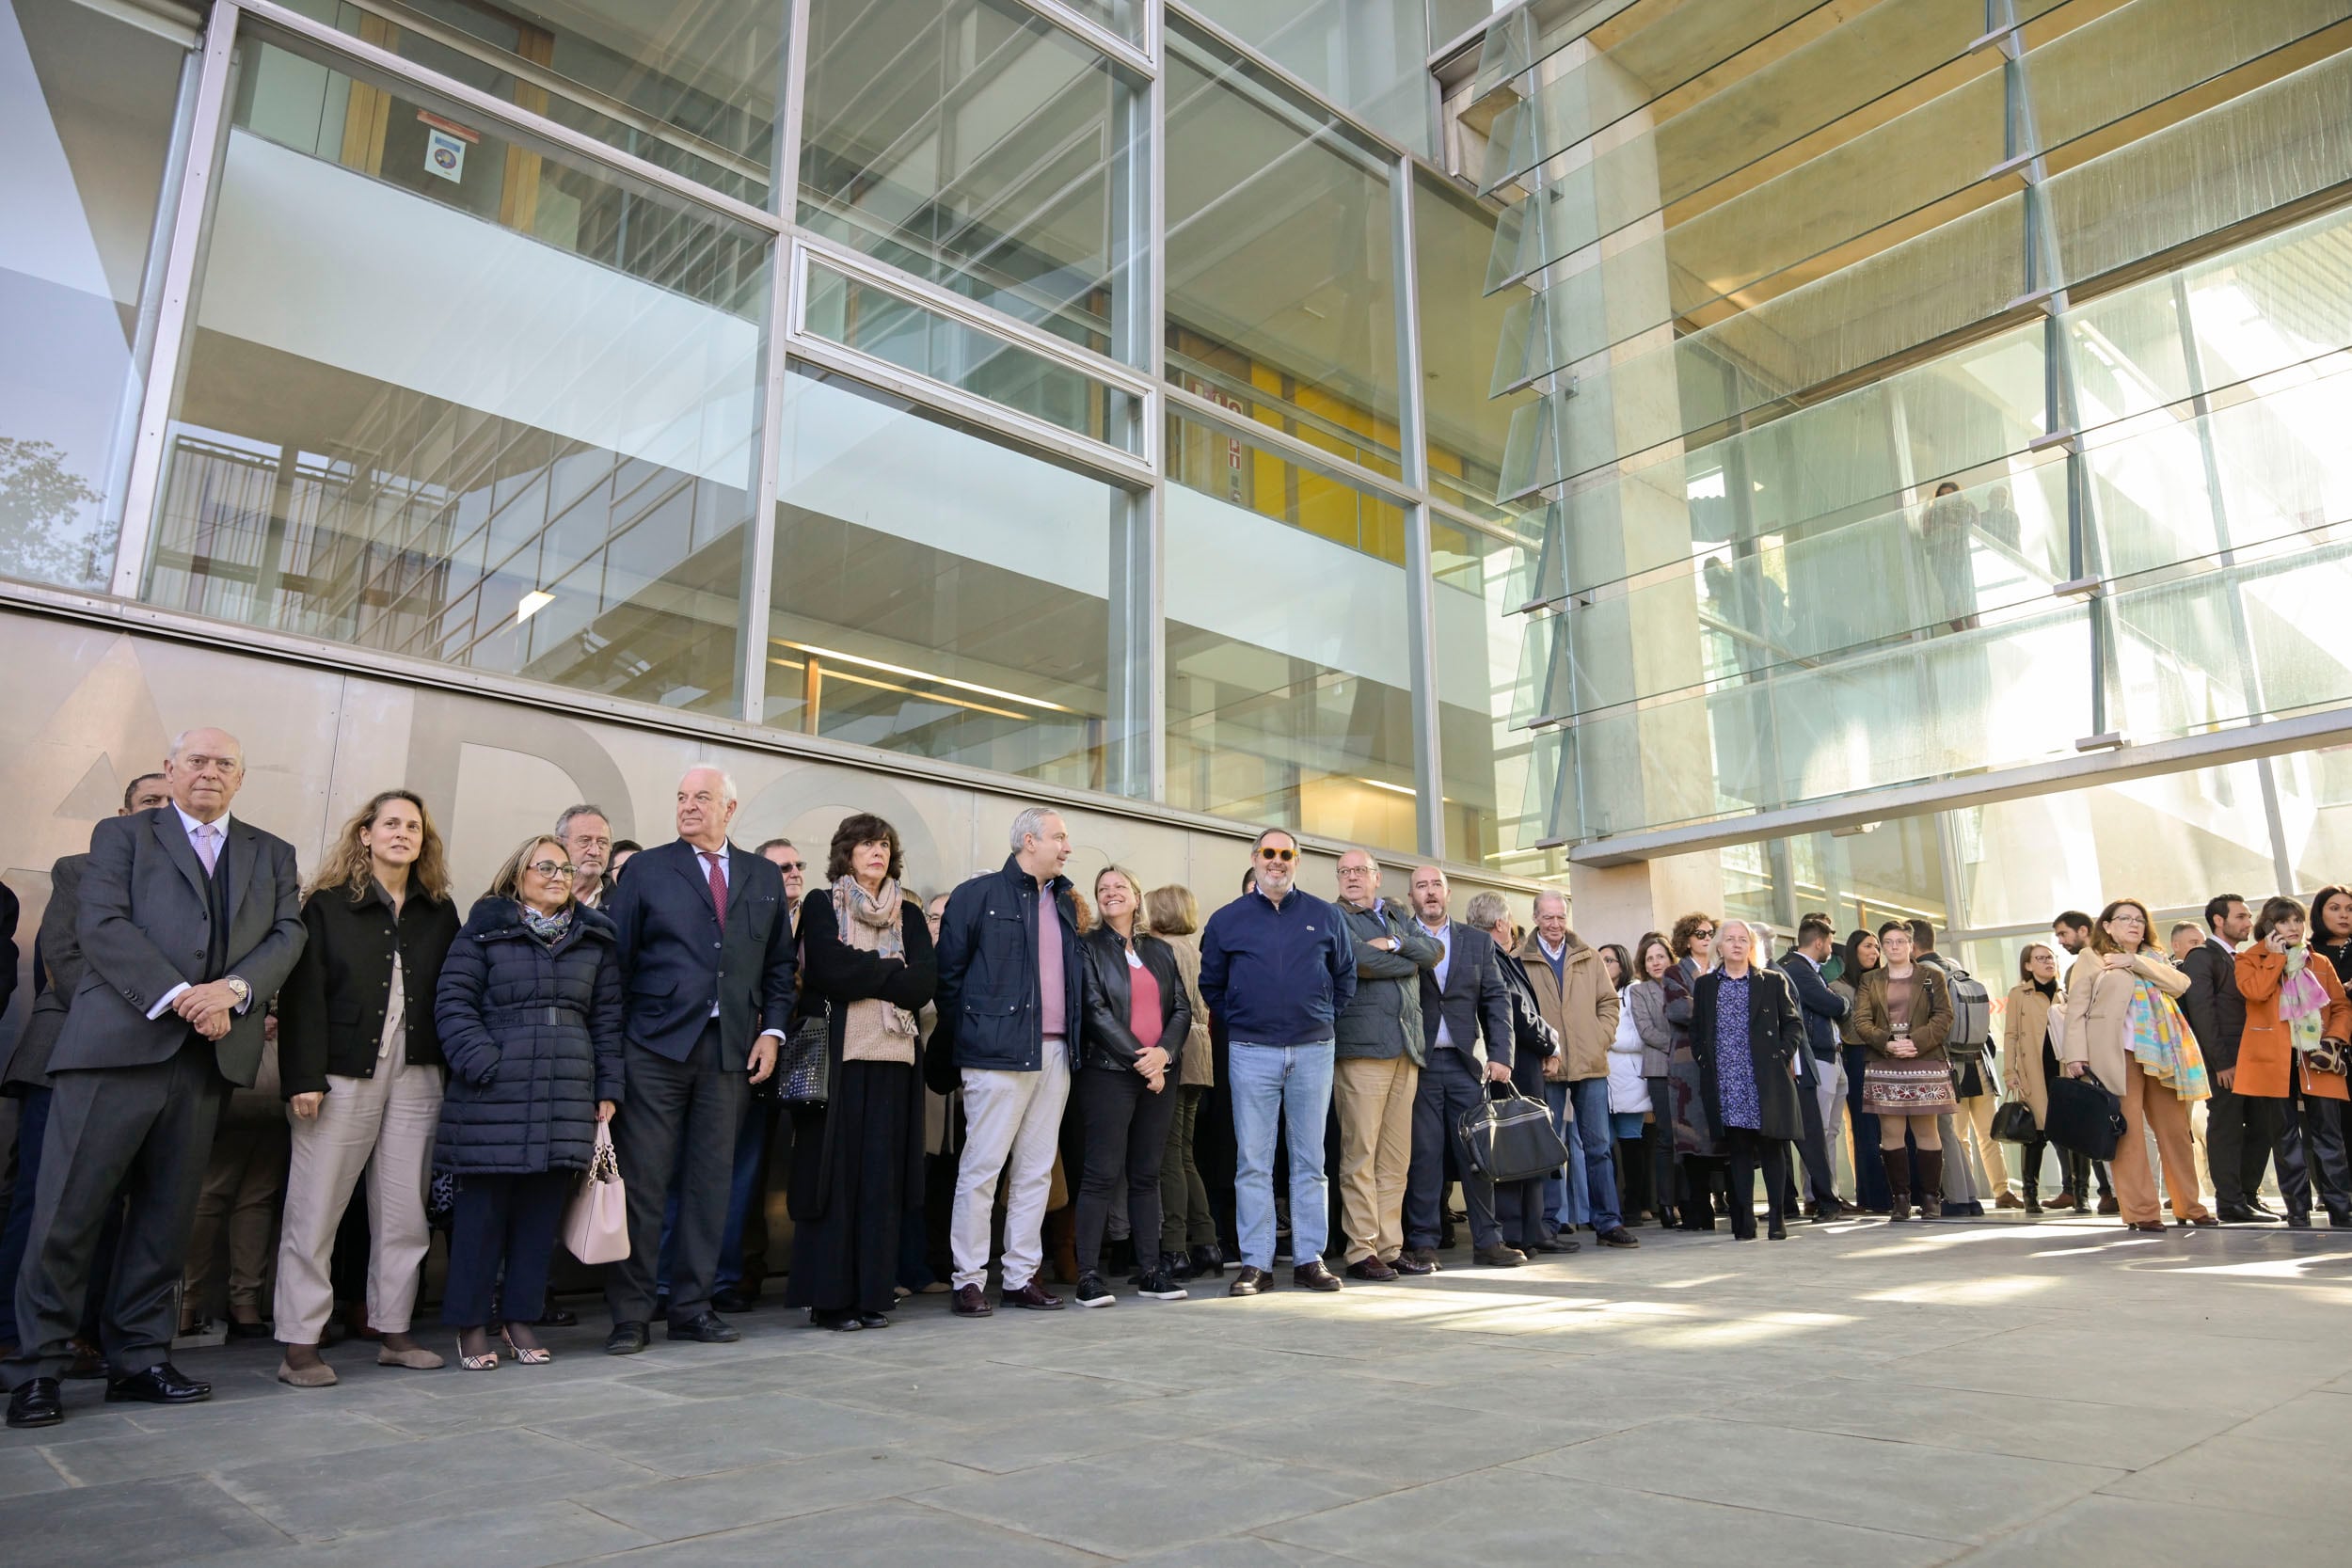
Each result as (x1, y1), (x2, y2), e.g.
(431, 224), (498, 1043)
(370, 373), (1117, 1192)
(951, 1285), (993, 1318)
(1001, 1281), (1064, 1310)
(1390, 1253), (1437, 1275)
(1293, 1260), (1343, 1292)
(1472, 1244), (1524, 1267)
(1343, 1258), (1397, 1281)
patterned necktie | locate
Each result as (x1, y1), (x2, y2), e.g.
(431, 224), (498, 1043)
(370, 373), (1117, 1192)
(705, 851), (726, 934)
(194, 822), (219, 876)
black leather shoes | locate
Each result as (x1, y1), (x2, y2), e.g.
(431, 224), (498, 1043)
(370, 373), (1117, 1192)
(710, 1287), (755, 1314)
(605, 1322), (650, 1355)
(1472, 1244), (1524, 1267)
(536, 1291), (579, 1327)
(1228, 1265), (1267, 1297)
(104, 1362), (209, 1405)
(2215, 1204), (2277, 1223)
(1595, 1227), (1640, 1249)
(1293, 1260), (1343, 1292)
(1521, 1236), (1574, 1254)
(6, 1377), (63, 1429)
(667, 1311), (739, 1343)
(855, 1311), (891, 1329)
(1390, 1252), (1437, 1275)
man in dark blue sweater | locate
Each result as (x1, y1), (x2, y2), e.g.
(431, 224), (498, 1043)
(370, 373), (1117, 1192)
(1200, 829), (1357, 1298)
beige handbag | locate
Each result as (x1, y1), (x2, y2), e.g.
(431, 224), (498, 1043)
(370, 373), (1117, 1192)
(562, 1121), (628, 1265)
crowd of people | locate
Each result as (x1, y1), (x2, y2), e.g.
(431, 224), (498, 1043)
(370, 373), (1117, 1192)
(0, 727), (2331, 1432)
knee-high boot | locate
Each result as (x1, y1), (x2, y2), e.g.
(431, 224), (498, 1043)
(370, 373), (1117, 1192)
(1915, 1148), (1945, 1217)
(1883, 1148), (1914, 1222)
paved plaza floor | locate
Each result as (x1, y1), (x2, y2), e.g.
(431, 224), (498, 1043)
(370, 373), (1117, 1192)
(5, 1212), (2348, 1566)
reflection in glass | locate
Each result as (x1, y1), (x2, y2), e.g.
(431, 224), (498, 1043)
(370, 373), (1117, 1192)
(1166, 23), (1402, 478)
(803, 262), (1141, 451)
(1430, 515), (1553, 873)
(798, 0), (1140, 360)
(765, 366), (1135, 791)
(1181, 0), (1436, 152)
(146, 45), (767, 715)
(1413, 170), (1534, 519)
(1164, 416), (1416, 852)
(0, 0), (187, 590)
(289, 0), (786, 204)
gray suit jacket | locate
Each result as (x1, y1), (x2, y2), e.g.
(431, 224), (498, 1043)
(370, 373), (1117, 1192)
(53, 808), (306, 1088)
(4, 854), (90, 1092)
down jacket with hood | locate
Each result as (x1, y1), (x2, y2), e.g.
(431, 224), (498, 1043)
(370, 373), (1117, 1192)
(433, 896), (625, 1177)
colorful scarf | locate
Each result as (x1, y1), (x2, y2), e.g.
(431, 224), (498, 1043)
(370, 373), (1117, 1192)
(832, 878), (919, 1064)
(518, 901), (573, 946)
(2124, 960), (2208, 1101)
(2278, 946), (2329, 1057)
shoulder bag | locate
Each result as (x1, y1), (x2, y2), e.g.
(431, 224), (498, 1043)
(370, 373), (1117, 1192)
(1454, 1081), (1571, 1185)
(561, 1121), (629, 1264)
(2044, 1068), (2127, 1161)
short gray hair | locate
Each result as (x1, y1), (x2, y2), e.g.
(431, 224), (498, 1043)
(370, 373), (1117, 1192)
(554, 803), (611, 837)
(1533, 889), (1568, 918)
(1465, 891), (1510, 930)
(1009, 805), (1062, 850)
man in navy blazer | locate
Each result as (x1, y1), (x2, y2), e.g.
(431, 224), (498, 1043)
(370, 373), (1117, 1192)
(601, 767), (794, 1354)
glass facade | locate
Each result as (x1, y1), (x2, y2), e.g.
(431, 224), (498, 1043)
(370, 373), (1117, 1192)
(5, 0), (2352, 919)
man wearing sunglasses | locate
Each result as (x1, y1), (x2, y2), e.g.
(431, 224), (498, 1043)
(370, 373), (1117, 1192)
(1199, 830), (1357, 1297)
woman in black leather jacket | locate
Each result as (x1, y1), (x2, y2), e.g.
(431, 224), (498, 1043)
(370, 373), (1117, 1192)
(1073, 865), (1193, 1308)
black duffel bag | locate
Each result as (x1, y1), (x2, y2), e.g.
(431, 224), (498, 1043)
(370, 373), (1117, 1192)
(1455, 1082), (1572, 1185)
(2044, 1069), (2127, 1161)
(1989, 1099), (2039, 1144)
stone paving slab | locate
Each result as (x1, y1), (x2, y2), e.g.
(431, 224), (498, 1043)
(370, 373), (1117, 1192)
(5, 1215), (2348, 1565)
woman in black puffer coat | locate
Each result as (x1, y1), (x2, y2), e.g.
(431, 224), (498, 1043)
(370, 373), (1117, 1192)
(434, 834), (623, 1369)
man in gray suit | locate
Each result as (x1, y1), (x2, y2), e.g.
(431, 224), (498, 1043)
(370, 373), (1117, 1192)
(4, 729), (305, 1429)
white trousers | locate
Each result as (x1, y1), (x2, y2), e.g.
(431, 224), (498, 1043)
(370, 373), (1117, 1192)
(951, 1047), (1072, 1291)
(272, 1058), (444, 1341)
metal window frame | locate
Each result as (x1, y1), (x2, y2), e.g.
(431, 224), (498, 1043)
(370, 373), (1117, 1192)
(1011, 0), (1157, 78)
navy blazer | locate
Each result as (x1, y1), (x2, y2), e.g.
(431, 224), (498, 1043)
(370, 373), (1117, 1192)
(1775, 951), (1849, 1063)
(606, 839), (795, 1069)
(1417, 920), (1513, 1070)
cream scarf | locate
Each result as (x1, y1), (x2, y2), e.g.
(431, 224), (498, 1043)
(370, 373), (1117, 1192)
(834, 878), (919, 1064)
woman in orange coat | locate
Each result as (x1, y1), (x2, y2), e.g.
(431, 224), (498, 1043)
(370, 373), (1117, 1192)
(2235, 894), (2352, 1228)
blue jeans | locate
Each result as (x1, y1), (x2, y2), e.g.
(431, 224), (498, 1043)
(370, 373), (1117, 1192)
(1229, 1042), (1334, 1271)
(1541, 1081), (1577, 1231)
(714, 1098), (777, 1291)
(1567, 1076), (1622, 1233)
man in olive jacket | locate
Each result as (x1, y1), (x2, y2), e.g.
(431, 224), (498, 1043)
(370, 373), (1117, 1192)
(1330, 849), (1441, 1280)
(1518, 891), (1638, 1248)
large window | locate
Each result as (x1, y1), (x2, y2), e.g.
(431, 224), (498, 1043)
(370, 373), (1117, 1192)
(1165, 23), (1402, 478)
(143, 40), (768, 717)
(1164, 412), (1417, 852)
(798, 0), (1143, 361)
(764, 365), (1138, 792)
(0, 0), (190, 591)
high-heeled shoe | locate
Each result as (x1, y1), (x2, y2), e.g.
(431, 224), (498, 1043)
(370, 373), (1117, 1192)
(499, 1329), (551, 1365)
(456, 1338), (500, 1371)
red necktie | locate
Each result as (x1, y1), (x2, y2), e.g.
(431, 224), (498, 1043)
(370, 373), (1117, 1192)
(705, 851), (727, 934)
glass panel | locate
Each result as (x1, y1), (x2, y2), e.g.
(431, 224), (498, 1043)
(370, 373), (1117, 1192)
(803, 261), (1140, 451)
(763, 365), (1133, 789)
(1414, 170), (1535, 517)
(1718, 817), (1950, 939)
(1166, 23), (1402, 478)
(798, 0), (1139, 362)
(1049, 0), (1142, 43)
(1432, 513), (1559, 873)
(146, 44), (768, 717)
(1164, 413), (1417, 851)
(2279, 744), (2352, 893)
(290, 0), (785, 205)
(1182, 0), (1436, 153)
(1, 0), (187, 591)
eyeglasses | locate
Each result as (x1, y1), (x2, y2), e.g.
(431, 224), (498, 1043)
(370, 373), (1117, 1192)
(527, 861), (578, 879)
(1257, 847), (1296, 863)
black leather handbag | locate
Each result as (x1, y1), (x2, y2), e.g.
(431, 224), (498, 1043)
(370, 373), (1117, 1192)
(2044, 1069), (2126, 1161)
(1455, 1082), (1571, 1185)
(1989, 1099), (2039, 1144)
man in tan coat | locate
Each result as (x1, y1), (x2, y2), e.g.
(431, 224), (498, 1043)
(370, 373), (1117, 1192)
(1518, 892), (1639, 1248)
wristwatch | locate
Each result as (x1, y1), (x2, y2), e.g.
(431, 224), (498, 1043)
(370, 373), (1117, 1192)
(224, 975), (252, 1010)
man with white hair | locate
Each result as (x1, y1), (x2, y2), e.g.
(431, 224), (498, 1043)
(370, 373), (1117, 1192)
(936, 806), (1083, 1317)
(602, 767), (796, 1354)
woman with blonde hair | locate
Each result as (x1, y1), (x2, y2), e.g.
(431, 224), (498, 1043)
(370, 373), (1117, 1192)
(2062, 897), (2214, 1232)
(1147, 883), (1219, 1277)
(272, 789), (460, 1386)
(434, 835), (623, 1368)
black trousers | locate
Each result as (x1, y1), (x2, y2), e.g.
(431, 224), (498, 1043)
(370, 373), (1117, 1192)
(442, 1171), (569, 1329)
(1158, 1084), (1214, 1254)
(2204, 1078), (2280, 1209)
(1075, 1067), (1182, 1276)
(2272, 1086), (2351, 1220)
(1406, 1050), (1500, 1251)
(6, 1038), (226, 1385)
(1723, 1129), (1788, 1240)
(1643, 1078), (1677, 1219)
(608, 1024), (749, 1325)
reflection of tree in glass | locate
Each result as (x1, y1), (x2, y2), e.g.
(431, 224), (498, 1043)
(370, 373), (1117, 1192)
(0, 437), (108, 588)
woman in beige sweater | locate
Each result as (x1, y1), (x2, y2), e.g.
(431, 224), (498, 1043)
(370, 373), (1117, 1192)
(2059, 897), (2214, 1232)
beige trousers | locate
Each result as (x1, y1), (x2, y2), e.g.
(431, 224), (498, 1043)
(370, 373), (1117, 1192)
(2112, 1058), (2210, 1227)
(1955, 1093), (2010, 1192)
(1333, 1054), (1418, 1263)
(272, 1059), (444, 1342)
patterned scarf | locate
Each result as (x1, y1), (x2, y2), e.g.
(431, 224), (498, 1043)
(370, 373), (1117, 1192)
(2123, 958), (2208, 1101)
(833, 878), (918, 1064)
(2278, 945), (2329, 1056)
(518, 901), (573, 946)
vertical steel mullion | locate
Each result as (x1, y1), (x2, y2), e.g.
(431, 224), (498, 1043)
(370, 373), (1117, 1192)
(2259, 757), (2297, 895)
(737, 0), (815, 725)
(1393, 154), (1443, 861)
(1140, 24), (1168, 801)
(110, 1), (242, 600)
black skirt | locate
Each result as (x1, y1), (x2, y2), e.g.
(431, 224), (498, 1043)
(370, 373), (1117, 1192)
(784, 1060), (913, 1315)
